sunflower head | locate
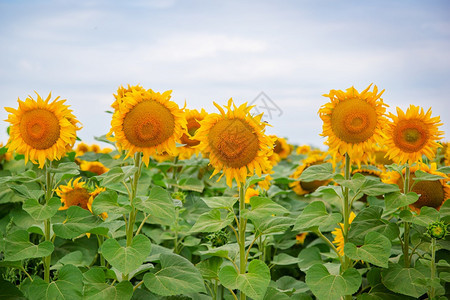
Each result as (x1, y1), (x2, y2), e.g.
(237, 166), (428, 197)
(56, 178), (107, 219)
(80, 160), (109, 175)
(332, 211), (356, 256)
(272, 136), (292, 159)
(319, 84), (387, 164)
(382, 163), (450, 213)
(296, 232), (308, 245)
(0, 143), (12, 162)
(5, 92), (81, 168)
(178, 108), (208, 159)
(245, 187), (260, 204)
(289, 153), (331, 195)
(112, 84), (146, 111)
(385, 105), (444, 164)
(108, 88), (187, 166)
(194, 98), (274, 187)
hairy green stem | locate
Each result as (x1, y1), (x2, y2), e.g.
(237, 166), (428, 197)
(342, 153), (352, 300)
(238, 183), (247, 300)
(429, 237), (436, 299)
(43, 161), (53, 283)
(403, 164), (411, 267)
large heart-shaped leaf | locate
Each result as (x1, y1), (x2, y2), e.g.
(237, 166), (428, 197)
(306, 264), (361, 300)
(102, 235), (151, 276)
(91, 190), (131, 215)
(53, 206), (108, 239)
(385, 192), (419, 210)
(26, 264), (83, 300)
(293, 201), (341, 232)
(3, 230), (54, 261)
(143, 253), (206, 296)
(243, 197), (289, 221)
(381, 263), (427, 298)
(218, 259), (270, 300)
(201, 196), (238, 210)
(22, 197), (61, 221)
(344, 231), (391, 268)
(83, 267), (133, 300)
(299, 163), (335, 181)
(189, 209), (234, 233)
(132, 186), (175, 226)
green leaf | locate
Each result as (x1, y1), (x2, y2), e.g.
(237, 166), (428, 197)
(348, 207), (399, 245)
(344, 232), (391, 268)
(201, 196), (238, 210)
(3, 230), (54, 261)
(102, 234), (151, 276)
(83, 267), (133, 300)
(413, 170), (446, 182)
(264, 287), (291, 300)
(132, 186), (176, 226)
(189, 209), (234, 233)
(173, 177), (205, 192)
(22, 197), (61, 221)
(252, 216), (295, 235)
(306, 264), (361, 300)
(334, 173), (366, 192)
(219, 259), (270, 300)
(8, 185), (44, 200)
(299, 163), (335, 182)
(381, 263), (427, 298)
(298, 247), (322, 271)
(360, 180), (400, 196)
(196, 256), (223, 280)
(272, 253), (299, 266)
(440, 199), (450, 223)
(26, 265), (83, 300)
(244, 197), (289, 221)
(411, 206), (439, 227)
(91, 190), (131, 215)
(293, 201), (341, 232)
(384, 192), (419, 210)
(143, 253), (206, 296)
(0, 277), (26, 299)
(53, 206), (108, 239)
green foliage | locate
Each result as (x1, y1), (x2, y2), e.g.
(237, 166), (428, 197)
(3, 230), (54, 261)
(293, 201), (341, 232)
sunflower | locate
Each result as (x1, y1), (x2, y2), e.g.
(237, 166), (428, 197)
(5, 92), (80, 168)
(290, 153), (331, 195)
(319, 84), (387, 164)
(55, 177), (107, 219)
(382, 163), (449, 213)
(272, 136), (292, 159)
(112, 84), (146, 111)
(194, 98), (274, 187)
(178, 108), (208, 159)
(366, 144), (393, 168)
(296, 145), (311, 155)
(108, 88), (186, 166)
(332, 211), (356, 256)
(385, 105), (443, 164)
(245, 187), (260, 204)
(0, 143), (12, 162)
(296, 232), (308, 245)
(80, 160), (109, 175)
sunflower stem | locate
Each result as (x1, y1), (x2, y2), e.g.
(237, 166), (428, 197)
(43, 160), (53, 283)
(342, 153), (352, 300)
(238, 182), (247, 300)
(429, 237), (437, 299)
(403, 163), (411, 267)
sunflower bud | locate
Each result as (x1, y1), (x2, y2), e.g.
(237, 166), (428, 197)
(171, 191), (186, 203)
(427, 221), (448, 240)
(207, 230), (229, 247)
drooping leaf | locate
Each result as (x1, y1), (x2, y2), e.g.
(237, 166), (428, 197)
(102, 235), (151, 276)
(22, 197), (61, 221)
(293, 201), (341, 232)
(344, 232), (391, 268)
(384, 192), (419, 210)
(3, 230), (54, 261)
(91, 190), (131, 215)
(143, 253), (206, 296)
(201, 196), (237, 210)
(83, 267), (133, 300)
(189, 209), (234, 233)
(306, 264), (361, 300)
(381, 263), (427, 298)
(219, 259), (270, 300)
(132, 186), (176, 226)
(53, 206), (108, 239)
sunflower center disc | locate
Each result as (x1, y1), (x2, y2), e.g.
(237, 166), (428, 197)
(411, 180), (444, 209)
(331, 99), (378, 143)
(19, 109), (61, 149)
(273, 139), (283, 154)
(393, 119), (429, 153)
(65, 188), (91, 210)
(123, 100), (175, 147)
(209, 119), (259, 168)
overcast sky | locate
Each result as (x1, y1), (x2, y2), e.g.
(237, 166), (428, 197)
(0, 0), (449, 149)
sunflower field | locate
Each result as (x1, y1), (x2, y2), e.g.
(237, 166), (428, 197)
(0, 84), (449, 300)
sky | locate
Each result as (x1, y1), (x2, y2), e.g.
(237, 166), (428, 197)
(0, 0), (449, 149)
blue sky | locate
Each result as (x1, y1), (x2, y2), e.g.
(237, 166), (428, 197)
(0, 0), (449, 149)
